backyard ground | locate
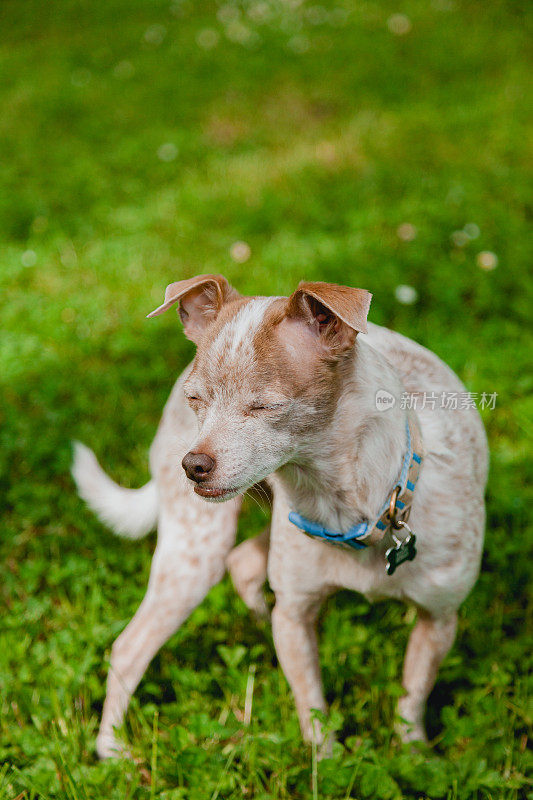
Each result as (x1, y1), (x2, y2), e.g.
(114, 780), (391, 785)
(0, 0), (531, 797)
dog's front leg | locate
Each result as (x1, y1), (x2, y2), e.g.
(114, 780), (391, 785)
(398, 609), (458, 743)
(272, 597), (329, 748)
(268, 489), (334, 753)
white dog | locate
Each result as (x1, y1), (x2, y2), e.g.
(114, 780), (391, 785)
(73, 274), (488, 759)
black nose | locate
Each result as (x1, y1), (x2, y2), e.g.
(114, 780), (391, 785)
(182, 451), (216, 482)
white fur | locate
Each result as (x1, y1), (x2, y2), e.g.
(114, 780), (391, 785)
(72, 441), (158, 539)
(210, 296), (275, 365)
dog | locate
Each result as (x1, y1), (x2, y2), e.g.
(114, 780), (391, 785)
(72, 274), (488, 759)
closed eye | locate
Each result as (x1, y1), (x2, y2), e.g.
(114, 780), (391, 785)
(249, 402), (286, 412)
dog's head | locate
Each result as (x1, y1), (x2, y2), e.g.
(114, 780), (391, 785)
(148, 274), (372, 501)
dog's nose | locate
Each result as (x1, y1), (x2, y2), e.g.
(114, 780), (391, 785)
(182, 451), (216, 482)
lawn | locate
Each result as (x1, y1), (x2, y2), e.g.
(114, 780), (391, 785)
(0, 0), (531, 797)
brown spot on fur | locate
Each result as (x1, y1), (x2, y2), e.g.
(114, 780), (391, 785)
(249, 299), (355, 435)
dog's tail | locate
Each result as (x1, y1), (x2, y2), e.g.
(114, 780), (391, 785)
(71, 441), (158, 539)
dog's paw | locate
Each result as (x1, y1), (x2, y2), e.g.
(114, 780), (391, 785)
(96, 731), (131, 761)
(317, 732), (335, 760)
(396, 720), (428, 746)
(246, 590), (271, 622)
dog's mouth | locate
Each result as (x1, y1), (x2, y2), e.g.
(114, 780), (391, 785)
(193, 485), (241, 501)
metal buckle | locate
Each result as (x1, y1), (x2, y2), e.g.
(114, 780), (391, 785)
(388, 485), (402, 528)
(388, 485), (412, 529)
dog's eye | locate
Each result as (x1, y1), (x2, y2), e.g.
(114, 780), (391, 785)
(249, 402), (284, 413)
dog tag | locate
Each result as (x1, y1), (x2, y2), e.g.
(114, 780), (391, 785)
(385, 522), (417, 576)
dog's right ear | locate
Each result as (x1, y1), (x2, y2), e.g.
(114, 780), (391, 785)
(286, 281), (372, 354)
(147, 274), (236, 343)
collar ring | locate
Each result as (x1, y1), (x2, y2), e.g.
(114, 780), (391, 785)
(389, 485), (407, 529)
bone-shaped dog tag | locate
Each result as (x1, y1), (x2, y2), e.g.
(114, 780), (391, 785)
(385, 521), (417, 576)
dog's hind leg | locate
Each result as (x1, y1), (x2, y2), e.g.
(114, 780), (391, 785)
(96, 499), (240, 760)
(397, 609), (458, 743)
(226, 526), (270, 619)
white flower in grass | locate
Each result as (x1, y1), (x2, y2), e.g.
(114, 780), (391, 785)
(218, 5), (239, 24)
(225, 21), (258, 46)
(230, 241), (251, 263)
(157, 143), (178, 162)
(395, 284), (418, 304)
(476, 251), (498, 271)
(144, 24), (166, 45)
(113, 60), (135, 79)
(397, 223), (417, 242)
(247, 2), (272, 23)
(287, 35), (310, 53)
(21, 250), (37, 267)
(463, 223), (480, 240)
(196, 29), (220, 49)
(451, 230), (469, 248)
(387, 14), (412, 35)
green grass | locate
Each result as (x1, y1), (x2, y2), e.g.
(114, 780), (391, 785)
(1, 0), (532, 797)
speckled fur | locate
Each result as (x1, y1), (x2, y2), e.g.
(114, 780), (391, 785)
(74, 277), (488, 758)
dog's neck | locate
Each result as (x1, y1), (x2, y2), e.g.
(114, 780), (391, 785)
(273, 339), (407, 533)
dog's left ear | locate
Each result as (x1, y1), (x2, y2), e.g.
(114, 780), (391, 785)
(286, 281), (372, 352)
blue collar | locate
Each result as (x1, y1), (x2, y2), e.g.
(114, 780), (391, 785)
(288, 416), (422, 550)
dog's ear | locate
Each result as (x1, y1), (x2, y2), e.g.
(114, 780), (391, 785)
(147, 274), (237, 343)
(286, 281), (372, 352)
